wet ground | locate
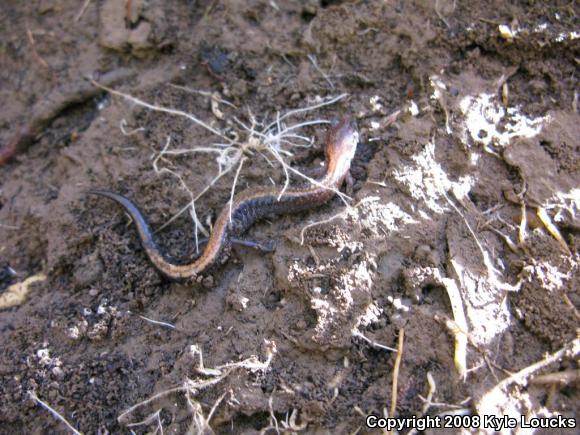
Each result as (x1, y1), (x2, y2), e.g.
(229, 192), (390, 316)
(0, 1), (578, 433)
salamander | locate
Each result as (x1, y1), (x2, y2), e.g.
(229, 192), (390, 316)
(89, 117), (359, 281)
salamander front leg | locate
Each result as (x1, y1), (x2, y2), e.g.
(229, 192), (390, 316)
(231, 238), (277, 252)
(302, 164), (326, 179)
(345, 171), (355, 195)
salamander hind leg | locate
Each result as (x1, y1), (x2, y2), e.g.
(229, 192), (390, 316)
(197, 236), (276, 252)
(231, 238), (277, 252)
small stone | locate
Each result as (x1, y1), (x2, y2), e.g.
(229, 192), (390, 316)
(52, 366), (65, 380)
(226, 293), (249, 312)
(128, 21), (153, 57)
(87, 320), (109, 341)
(295, 319), (307, 331)
(202, 275), (214, 288)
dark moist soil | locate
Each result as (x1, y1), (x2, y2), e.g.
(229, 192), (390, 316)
(1, 1), (578, 433)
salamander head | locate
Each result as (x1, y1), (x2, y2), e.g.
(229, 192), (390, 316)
(325, 117), (359, 177)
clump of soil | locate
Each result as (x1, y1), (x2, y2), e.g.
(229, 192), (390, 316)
(0, 1), (577, 433)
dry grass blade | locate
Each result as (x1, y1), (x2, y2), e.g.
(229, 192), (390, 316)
(475, 338), (580, 415)
(119, 342), (277, 431)
(389, 328), (405, 418)
(28, 391), (82, 435)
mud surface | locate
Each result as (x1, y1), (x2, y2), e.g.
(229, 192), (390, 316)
(0, 1), (578, 433)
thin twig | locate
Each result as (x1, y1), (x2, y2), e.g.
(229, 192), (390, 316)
(437, 272), (469, 378)
(267, 146), (350, 204)
(529, 369), (580, 386)
(389, 328), (405, 418)
(307, 54), (335, 89)
(119, 119), (145, 136)
(434, 0), (456, 29)
(420, 372), (436, 415)
(152, 136), (212, 245)
(26, 28), (50, 71)
(118, 375), (229, 426)
(28, 391), (82, 435)
(206, 390), (230, 423)
(445, 192), (521, 292)
(75, 0), (92, 21)
(168, 84), (237, 108)
(476, 339), (580, 413)
(263, 93), (347, 131)
(138, 315), (176, 330)
(125, 409), (163, 431)
(90, 79), (231, 141)
(229, 157), (247, 223)
(536, 206), (571, 255)
(352, 329), (397, 352)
